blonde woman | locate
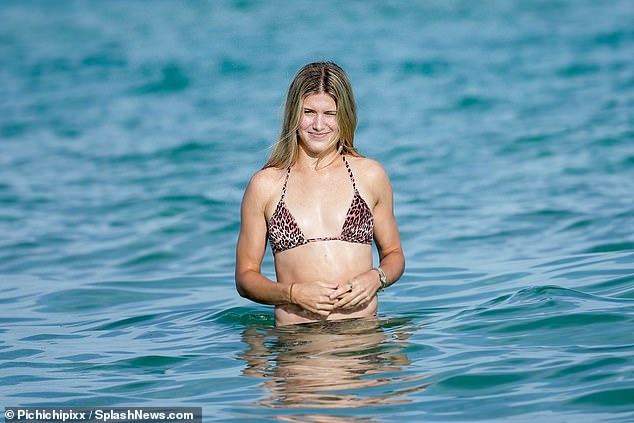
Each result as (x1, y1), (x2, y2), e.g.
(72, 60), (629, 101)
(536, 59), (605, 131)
(235, 62), (404, 326)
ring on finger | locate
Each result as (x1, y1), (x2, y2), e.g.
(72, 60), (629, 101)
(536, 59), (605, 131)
(348, 281), (354, 290)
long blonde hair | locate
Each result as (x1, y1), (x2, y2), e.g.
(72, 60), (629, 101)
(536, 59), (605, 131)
(265, 62), (359, 169)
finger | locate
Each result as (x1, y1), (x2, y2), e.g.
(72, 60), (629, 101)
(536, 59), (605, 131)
(335, 291), (355, 308)
(317, 304), (336, 316)
(313, 308), (331, 317)
(338, 297), (356, 309)
(320, 304), (335, 314)
(330, 290), (347, 301)
(339, 291), (372, 309)
(344, 296), (364, 309)
(317, 299), (336, 311)
(332, 280), (356, 298)
(329, 285), (348, 300)
(320, 294), (338, 305)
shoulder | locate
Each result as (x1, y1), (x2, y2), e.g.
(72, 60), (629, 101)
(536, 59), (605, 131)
(243, 166), (286, 205)
(345, 155), (393, 205)
(248, 166), (286, 190)
(345, 155), (390, 184)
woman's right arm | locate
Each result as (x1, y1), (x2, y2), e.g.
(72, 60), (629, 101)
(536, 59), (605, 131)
(235, 171), (293, 305)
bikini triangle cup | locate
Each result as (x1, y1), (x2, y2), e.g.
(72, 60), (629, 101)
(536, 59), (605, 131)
(267, 156), (374, 254)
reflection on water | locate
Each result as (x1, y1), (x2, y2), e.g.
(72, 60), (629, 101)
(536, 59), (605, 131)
(240, 317), (430, 416)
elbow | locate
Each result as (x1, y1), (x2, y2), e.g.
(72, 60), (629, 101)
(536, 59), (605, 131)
(234, 271), (249, 298)
(397, 250), (406, 278)
(236, 283), (248, 299)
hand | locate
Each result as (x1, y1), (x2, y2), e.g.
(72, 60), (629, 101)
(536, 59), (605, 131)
(331, 269), (381, 310)
(290, 281), (339, 317)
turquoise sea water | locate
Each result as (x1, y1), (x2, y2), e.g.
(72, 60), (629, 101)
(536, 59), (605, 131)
(1, 1), (634, 421)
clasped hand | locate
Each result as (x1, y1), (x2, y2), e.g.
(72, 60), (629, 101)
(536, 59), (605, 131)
(290, 269), (380, 317)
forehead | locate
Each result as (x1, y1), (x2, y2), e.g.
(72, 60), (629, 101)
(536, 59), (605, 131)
(302, 93), (336, 110)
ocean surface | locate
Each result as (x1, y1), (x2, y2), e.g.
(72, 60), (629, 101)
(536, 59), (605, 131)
(1, 1), (633, 421)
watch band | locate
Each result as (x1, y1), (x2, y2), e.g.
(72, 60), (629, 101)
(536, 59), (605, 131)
(373, 267), (387, 292)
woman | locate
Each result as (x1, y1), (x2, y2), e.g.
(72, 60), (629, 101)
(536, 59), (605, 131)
(235, 62), (404, 326)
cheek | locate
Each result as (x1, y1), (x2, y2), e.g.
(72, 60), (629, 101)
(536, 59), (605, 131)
(322, 115), (336, 127)
(299, 116), (312, 129)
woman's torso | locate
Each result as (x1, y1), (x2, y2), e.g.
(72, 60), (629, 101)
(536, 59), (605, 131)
(265, 155), (377, 325)
(274, 242), (376, 325)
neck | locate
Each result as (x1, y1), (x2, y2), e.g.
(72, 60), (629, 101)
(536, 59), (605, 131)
(295, 147), (342, 171)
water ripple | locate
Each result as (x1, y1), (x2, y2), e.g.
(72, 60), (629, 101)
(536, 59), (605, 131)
(1, 0), (634, 421)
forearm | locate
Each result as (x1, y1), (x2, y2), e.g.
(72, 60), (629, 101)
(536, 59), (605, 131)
(376, 247), (405, 290)
(235, 269), (292, 306)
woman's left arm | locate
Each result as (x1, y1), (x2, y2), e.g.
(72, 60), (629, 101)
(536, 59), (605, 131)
(368, 160), (405, 290)
(333, 160), (405, 308)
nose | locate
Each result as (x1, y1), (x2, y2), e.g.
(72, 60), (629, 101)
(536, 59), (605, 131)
(312, 113), (325, 131)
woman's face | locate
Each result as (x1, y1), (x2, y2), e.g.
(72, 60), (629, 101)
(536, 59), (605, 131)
(297, 93), (338, 156)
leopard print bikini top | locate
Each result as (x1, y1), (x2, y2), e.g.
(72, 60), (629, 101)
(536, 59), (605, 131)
(267, 155), (374, 255)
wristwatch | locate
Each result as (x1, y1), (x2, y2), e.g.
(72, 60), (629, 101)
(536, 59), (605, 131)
(374, 267), (387, 292)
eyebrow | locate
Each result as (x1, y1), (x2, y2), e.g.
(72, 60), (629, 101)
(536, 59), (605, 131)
(303, 107), (337, 113)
